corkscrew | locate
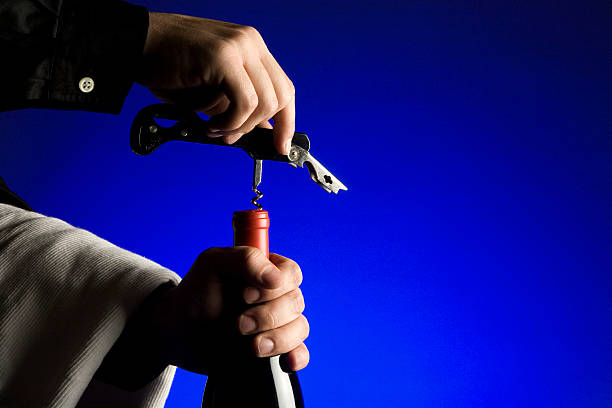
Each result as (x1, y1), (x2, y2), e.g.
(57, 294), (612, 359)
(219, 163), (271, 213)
(130, 104), (348, 195)
(251, 159), (264, 209)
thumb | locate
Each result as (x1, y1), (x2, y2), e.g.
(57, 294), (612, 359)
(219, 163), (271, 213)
(189, 247), (282, 290)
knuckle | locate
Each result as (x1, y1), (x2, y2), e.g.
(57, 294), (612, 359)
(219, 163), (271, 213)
(293, 289), (306, 314)
(287, 79), (296, 98)
(198, 246), (220, 260)
(239, 246), (263, 268)
(257, 100), (278, 121)
(241, 25), (260, 39)
(276, 95), (290, 111)
(215, 41), (240, 61)
(254, 335), (264, 355)
(300, 315), (310, 339)
(238, 245), (258, 258)
(238, 246), (276, 284)
(278, 82), (295, 107)
(263, 308), (278, 329)
(265, 96), (279, 115)
(290, 261), (303, 286)
(200, 247), (216, 255)
(298, 345), (310, 369)
(244, 92), (259, 111)
(198, 248), (212, 259)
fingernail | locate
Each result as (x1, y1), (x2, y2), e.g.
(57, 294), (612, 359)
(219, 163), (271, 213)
(244, 287), (261, 304)
(259, 337), (274, 354)
(239, 315), (257, 334)
(284, 140), (292, 155)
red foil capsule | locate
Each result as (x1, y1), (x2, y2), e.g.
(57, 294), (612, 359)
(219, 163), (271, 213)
(232, 209), (270, 258)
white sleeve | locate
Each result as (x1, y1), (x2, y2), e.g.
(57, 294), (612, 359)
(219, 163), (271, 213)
(0, 204), (181, 408)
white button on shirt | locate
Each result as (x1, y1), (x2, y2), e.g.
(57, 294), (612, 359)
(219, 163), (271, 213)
(79, 77), (95, 93)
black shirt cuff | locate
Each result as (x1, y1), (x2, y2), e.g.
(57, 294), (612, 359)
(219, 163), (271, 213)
(0, 0), (149, 114)
(49, 0), (149, 114)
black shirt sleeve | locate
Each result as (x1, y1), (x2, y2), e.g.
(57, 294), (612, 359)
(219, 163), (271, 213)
(0, 0), (149, 114)
(0, 176), (33, 211)
(1, 1), (173, 392)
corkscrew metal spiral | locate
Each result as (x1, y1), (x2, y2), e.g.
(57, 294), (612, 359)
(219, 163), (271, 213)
(251, 159), (263, 209)
(251, 186), (263, 209)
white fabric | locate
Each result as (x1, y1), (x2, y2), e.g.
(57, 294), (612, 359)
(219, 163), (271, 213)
(0, 204), (181, 407)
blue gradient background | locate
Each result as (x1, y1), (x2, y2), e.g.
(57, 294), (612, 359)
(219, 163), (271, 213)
(1, 1), (611, 406)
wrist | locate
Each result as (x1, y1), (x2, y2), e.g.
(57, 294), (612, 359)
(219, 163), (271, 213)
(136, 12), (170, 87)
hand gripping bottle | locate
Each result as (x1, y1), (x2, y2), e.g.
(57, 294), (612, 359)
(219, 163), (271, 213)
(201, 209), (304, 408)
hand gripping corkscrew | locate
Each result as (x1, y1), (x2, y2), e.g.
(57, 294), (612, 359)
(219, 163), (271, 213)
(130, 104), (348, 206)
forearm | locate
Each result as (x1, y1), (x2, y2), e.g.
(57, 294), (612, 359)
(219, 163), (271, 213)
(0, 0), (148, 114)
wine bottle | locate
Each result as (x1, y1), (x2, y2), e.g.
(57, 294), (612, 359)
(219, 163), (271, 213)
(201, 209), (304, 408)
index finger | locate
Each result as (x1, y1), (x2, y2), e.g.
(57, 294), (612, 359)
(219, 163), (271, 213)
(272, 94), (295, 155)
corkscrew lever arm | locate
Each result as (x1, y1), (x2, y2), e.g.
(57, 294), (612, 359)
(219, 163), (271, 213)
(286, 145), (347, 194)
(130, 103), (348, 194)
